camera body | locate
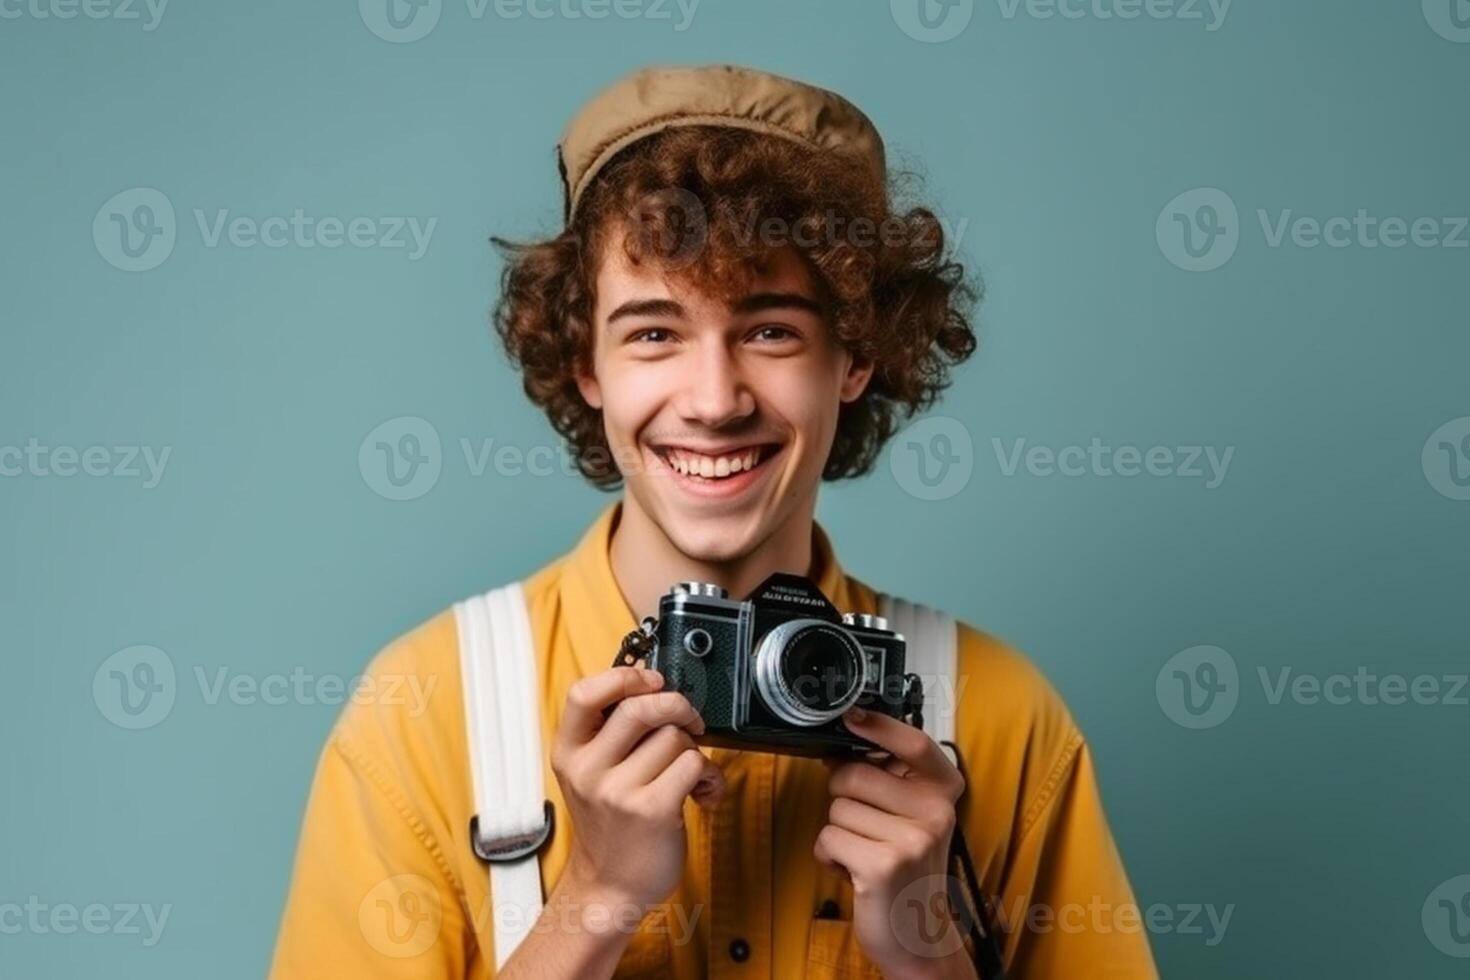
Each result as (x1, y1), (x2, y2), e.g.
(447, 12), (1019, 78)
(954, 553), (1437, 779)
(644, 573), (918, 756)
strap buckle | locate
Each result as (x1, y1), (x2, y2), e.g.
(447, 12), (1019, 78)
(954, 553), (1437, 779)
(470, 800), (555, 863)
(611, 617), (658, 668)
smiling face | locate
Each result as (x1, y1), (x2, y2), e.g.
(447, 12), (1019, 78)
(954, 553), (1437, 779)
(576, 240), (874, 564)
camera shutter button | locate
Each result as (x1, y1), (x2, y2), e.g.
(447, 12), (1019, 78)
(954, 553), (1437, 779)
(673, 581), (728, 599)
(841, 612), (889, 631)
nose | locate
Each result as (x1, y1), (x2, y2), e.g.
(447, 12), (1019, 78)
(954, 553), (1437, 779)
(674, 341), (756, 429)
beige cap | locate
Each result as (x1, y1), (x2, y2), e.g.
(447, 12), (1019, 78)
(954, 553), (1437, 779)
(557, 64), (886, 223)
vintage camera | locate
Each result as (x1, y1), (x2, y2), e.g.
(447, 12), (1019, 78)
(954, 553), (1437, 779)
(617, 573), (923, 756)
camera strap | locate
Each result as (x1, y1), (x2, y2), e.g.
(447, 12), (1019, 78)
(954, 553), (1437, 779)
(454, 582), (553, 970)
(876, 594), (958, 763)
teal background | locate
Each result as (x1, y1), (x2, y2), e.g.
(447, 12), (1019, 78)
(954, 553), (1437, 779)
(2, 0), (1467, 976)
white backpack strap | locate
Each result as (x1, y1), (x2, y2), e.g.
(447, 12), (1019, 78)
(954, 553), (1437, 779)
(454, 582), (553, 970)
(877, 593), (959, 766)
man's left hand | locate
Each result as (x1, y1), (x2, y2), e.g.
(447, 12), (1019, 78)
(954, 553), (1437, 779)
(813, 706), (979, 980)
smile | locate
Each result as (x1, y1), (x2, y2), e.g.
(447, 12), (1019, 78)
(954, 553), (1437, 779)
(650, 442), (784, 496)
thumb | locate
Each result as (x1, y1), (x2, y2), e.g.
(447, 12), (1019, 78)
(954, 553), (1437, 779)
(690, 757), (726, 810)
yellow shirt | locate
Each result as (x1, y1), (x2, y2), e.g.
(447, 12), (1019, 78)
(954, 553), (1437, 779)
(269, 503), (1157, 979)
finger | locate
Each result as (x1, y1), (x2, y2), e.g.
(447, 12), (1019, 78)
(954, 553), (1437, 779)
(812, 823), (877, 879)
(613, 724), (697, 787)
(558, 668), (664, 749)
(842, 707), (955, 782)
(828, 760), (930, 819)
(645, 747), (724, 812)
(828, 796), (923, 847)
(584, 691), (704, 770)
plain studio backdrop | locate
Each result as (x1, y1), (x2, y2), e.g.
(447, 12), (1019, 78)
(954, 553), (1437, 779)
(2, 1), (1467, 976)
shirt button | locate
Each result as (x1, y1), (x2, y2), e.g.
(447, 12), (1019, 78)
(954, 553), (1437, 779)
(816, 899), (841, 919)
(728, 937), (750, 962)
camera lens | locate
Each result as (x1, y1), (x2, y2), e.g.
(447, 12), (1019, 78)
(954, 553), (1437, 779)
(782, 632), (856, 711)
(754, 619), (866, 726)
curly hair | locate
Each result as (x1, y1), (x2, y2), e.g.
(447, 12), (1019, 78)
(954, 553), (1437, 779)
(492, 125), (979, 488)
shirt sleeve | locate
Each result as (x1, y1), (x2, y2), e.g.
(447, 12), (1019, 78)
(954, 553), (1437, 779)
(267, 731), (474, 979)
(268, 612), (480, 979)
(992, 736), (1159, 979)
(947, 622), (1157, 979)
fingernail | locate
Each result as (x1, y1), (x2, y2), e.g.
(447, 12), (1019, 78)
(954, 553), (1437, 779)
(642, 669), (664, 686)
(845, 706), (867, 722)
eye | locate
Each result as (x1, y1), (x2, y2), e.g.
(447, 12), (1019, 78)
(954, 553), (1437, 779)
(628, 327), (676, 344)
(749, 324), (800, 344)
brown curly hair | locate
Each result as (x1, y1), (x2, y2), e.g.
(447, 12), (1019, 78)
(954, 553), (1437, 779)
(492, 125), (979, 488)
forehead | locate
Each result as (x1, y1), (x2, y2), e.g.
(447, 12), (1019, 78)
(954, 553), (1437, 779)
(591, 236), (820, 318)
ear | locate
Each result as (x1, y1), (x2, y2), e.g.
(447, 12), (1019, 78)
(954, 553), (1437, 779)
(838, 353), (875, 404)
(575, 369), (603, 410)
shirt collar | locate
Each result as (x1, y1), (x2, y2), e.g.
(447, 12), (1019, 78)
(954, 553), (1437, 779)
(558, 501), (852, 681)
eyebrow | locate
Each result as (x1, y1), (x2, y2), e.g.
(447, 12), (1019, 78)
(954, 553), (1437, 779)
(735, 291), (827, 317)
(604, 291), (826, 325)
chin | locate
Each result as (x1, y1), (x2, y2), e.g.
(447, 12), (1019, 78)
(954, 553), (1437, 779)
(656, 504), (768, 564)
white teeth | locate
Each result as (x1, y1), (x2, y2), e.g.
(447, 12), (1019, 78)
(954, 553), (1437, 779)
(664, 446), (765, 479)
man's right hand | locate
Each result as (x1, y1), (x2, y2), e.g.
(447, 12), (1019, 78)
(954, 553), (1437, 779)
(550, 666), (725, 914)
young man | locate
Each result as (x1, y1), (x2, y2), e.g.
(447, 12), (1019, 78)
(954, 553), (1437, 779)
(270, 65), (1157, 979)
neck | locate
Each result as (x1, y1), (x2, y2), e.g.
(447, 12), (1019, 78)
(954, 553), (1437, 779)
(609, 498), (819, 622)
